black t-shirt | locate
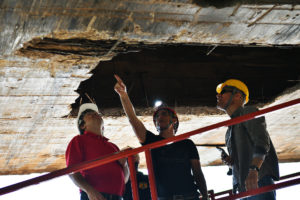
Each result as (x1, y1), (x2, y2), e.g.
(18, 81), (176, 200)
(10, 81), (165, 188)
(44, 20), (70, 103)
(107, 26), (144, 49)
(123, 171), (151, 200)
(141, 130), (199, 197)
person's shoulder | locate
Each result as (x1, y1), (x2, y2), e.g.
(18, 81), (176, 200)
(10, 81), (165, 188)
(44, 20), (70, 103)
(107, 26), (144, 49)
(69, 134), (82, 142)
(69, 134), (91, 145)
(66, 134), (85, 152)
(241, 106), (266, 125)
(146, 130), (163, 140)
(109, 141), (120, 150)
(137, 171), (149, 180)
(142, 130), (164, 145)
(241, 106), (258, 114)
(146, 129), (154, 134)
(178, 138), (195, 146)
(146, 130), (158, 136)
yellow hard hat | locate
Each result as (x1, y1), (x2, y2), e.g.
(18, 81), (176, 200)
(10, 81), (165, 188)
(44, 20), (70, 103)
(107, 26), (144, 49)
(216, 79), (249, 104)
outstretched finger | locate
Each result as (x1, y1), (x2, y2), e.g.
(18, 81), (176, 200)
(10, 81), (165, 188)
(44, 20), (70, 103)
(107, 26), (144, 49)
(114, 74), (123, 84)
(114, 74), (126, 88)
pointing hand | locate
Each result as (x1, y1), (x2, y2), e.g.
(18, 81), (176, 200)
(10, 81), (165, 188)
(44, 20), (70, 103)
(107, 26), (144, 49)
(114, 74), (127, 95)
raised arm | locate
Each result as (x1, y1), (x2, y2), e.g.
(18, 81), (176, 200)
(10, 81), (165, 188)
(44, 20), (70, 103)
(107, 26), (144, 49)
(114, 75), (147, 143)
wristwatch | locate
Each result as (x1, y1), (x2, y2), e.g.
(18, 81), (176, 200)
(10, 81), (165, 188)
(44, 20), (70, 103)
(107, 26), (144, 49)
(249, 165), (260, 172)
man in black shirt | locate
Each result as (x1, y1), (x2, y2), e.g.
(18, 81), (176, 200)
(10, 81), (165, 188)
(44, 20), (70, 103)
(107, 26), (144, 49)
(114, 75), (208, 200)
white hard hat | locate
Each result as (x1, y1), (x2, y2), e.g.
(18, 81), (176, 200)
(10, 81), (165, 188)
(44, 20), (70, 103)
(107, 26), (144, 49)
(77, 103), (99, 130)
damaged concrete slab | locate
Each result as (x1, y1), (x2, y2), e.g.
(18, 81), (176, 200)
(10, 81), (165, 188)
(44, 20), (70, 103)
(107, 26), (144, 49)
(0, 0), (299, 174)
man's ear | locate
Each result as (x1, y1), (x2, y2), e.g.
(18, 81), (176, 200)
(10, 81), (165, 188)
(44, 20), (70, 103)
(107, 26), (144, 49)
(80, 123), (86, 131)
(234, 92), (244, 104)
(172, 118), (178, 124)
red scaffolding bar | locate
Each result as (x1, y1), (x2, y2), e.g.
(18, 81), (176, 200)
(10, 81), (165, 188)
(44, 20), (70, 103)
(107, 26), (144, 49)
(0, 98), (299, 198)
(128, 155), (139, 200)
(145, 149), (158, 200)
(216, 176), (300, 200)
(210, 172), (300, 199)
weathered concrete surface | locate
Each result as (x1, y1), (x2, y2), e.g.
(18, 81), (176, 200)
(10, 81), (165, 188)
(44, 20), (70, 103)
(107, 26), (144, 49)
(0, 0), (299, 174)
(0, 61), (92, 174)
(1, 1), (300, 60)
(0, 58), (299, 174)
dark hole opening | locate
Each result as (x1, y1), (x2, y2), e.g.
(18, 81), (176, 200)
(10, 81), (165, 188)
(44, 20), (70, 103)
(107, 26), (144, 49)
(71, 44), (300, 115)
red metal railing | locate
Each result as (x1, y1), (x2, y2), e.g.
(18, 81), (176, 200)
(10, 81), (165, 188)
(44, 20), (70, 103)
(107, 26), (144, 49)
(209, 172), (300, 199)
(0, 98), (299, 199)
(128, 155), (139, 200)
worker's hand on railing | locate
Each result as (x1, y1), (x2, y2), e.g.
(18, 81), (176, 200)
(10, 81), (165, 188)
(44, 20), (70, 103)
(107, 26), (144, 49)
(86, 189), (107, 200)
(217, 147), (233, 166)
(118, 157), (128, 167)
(221, 155), (234, 166)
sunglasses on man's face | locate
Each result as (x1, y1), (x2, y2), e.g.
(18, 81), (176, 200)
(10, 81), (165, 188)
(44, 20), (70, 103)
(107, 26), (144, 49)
(220, 88), (234, 95)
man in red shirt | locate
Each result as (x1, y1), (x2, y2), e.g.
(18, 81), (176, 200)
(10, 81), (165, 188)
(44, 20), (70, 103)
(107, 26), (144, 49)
(66, 103), (129, 200)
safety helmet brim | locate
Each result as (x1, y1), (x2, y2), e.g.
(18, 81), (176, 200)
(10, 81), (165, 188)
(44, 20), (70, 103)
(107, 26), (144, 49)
(77, 103), (99, 129)
(216, 79), (249, 104)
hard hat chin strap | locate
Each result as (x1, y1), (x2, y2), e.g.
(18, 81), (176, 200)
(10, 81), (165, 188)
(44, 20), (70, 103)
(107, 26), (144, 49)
(224, 88), (237, 110)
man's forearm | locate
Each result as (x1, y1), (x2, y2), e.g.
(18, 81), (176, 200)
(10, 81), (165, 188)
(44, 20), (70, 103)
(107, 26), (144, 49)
(69, 173), (106, 200)
(191, 160), (208, 199)
(197, 172), (208, 199)
(251, 156), (264, 169)
(114, 74), (147, 142)
(119, 93), (146, 143)
(69, 172), (96, 194)
(119, 93), (138, 121)
(123, 161), (130, 183)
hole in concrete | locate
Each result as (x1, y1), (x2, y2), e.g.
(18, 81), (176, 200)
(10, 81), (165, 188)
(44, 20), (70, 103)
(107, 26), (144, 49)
(70, 44), (300, 116)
